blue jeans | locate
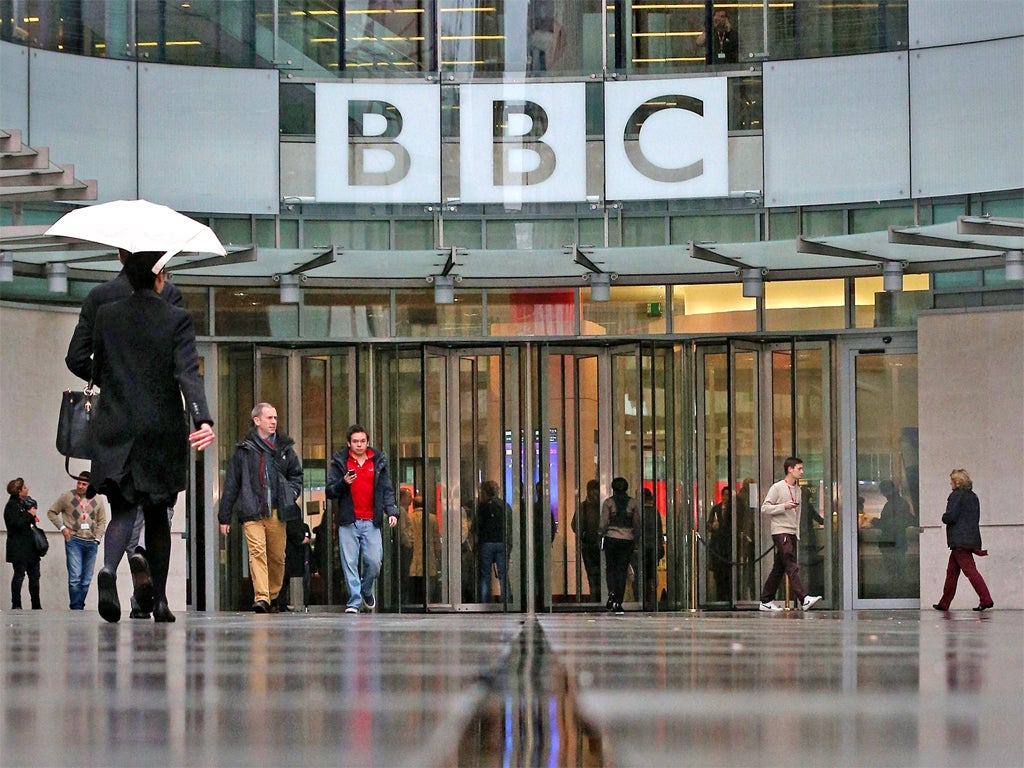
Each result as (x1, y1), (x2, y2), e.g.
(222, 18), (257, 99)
(339, 520), (383, 609)
(478, 541), (508, 603)
(65, 536), (100, 610)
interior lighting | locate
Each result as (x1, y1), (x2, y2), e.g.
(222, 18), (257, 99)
(1005, 250), (1024, 282)
(882, 262), (904, 292)
(46, 262), (68, 293)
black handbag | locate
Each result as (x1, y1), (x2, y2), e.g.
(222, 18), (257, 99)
(32, 525), (49, 558)
(56, 386), (99, 478)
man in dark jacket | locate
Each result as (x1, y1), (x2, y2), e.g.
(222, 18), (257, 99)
(219, 403), (304, 613)
(89, 252), (215, 623)
(325, 425), (399, 613)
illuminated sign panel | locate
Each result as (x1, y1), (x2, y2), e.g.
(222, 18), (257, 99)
(604, 77), (728, 200)
(315, 78), (728, 204)
(316, 83), (440, 203)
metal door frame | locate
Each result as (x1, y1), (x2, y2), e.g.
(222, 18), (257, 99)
(839, 332), (919, 610)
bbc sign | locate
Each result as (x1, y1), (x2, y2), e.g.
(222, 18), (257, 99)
(315, 78), (728, 204)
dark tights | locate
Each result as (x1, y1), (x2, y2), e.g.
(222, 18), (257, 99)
(104, 494), (172, 603)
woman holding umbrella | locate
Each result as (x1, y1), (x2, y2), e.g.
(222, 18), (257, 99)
(89, 251), (215, 622)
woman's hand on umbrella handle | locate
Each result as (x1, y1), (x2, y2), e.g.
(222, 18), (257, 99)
(189, 423), (216, 451)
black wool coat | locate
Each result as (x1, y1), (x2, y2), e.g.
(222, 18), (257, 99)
(66, 269), (183, 382)
(5, 496), (40, 564)
(89, 289), (212, 504)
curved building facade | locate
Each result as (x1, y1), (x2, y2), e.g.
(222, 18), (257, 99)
(1, 0), (1022, 615)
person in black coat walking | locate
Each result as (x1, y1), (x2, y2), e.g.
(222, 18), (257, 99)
(88, 252), (215, 623)
(933, 468), (994, 612)
(65, 250), (183, 382)
(5, 478), (43, 610)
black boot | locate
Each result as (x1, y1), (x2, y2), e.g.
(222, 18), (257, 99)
(128, 549), (155, 615)
(152, 600), (176, 623)
(97, 568), (120, 623)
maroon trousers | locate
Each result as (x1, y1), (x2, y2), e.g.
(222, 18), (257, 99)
(936, 548), (992, 609)
(760, 533), (805, 604)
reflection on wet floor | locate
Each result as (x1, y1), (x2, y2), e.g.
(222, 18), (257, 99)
(453, 619), (605, 767)
(1, 609), (1021, 767)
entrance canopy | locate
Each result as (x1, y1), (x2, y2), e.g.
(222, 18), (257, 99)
(1, 216), (1021, 291)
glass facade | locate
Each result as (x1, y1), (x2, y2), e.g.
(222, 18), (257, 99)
(1, 1), (908, 72)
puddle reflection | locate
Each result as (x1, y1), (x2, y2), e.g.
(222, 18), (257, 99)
(454, 620), (605, 767)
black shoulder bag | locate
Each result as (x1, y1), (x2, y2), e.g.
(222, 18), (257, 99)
(56, 385), (99, 480)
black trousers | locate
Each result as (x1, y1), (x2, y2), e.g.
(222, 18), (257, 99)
(103, 491), (174, 603)
(604, 537), (634, 605)
(10, 559), (41, 609)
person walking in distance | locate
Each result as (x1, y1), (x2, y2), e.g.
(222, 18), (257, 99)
(46, 471), (106, 610)
(218, 403), (304, 613)
(599, 477), (641, 615)
(325, 426), (400, 614)
(933, 468), (994, 612)
(758, 457), (822, 612)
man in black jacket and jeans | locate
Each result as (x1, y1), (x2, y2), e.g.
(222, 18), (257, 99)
(325, 425), (399, 613)
(219, 403), (303, 613)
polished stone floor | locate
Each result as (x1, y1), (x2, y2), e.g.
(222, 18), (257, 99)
(1, 608), (1020, 767)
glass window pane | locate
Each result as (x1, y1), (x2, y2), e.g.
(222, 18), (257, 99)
(767, 211), (799, 240)
(301, 289), (391, 338)
(850, 206), (915, 234)
(933, 271), (983, 290)
(255, 219), (277, 248)
(343, 1), (431, 76)
(304, 219), (390, 249)
(395, 220), (435, 250)
(672, 284), (755, 334)
(764, 279), (845, 332)
(280, 83), (315, 137)
(486, 219), (575, 250)
(212, 218), (252, 248)
(581, 285), (666, 336)
(487, 287), (576, 336)
(394, 288), (483, 336)
(670, 213), (754, 244)
(213, 287), (298, 337)
(279, 219), (300, 249)
(730, 76), (762, 131)
(854, 275), (930, 328)
(855, 352), (920, 600)
(443, 219), (483, 249)
(440, 0), (503, 75)
(180, 287), (210, 336)
(622, 217), (665, 247)
(802, 210), (845, 237)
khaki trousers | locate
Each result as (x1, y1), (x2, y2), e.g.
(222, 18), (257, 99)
(243, 510), (287, 604)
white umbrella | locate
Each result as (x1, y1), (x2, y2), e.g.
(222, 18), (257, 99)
(45, 199), (226, 272)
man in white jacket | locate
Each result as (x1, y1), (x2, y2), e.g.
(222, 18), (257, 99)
(758, 456), (822, 612)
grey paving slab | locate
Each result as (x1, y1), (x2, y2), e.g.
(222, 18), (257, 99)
(539, 610), (1024, 768)
(2, 609), (1021, 768)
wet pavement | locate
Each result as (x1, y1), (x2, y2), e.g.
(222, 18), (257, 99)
(1, 608), (1020, 767)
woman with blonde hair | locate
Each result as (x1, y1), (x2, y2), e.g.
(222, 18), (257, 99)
(933, 469), (994, 612)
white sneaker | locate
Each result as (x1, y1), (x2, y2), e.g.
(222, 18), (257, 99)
(801, 595), (822, 611)
(344, 606), (359, 614)
(759, 602), (783, 612)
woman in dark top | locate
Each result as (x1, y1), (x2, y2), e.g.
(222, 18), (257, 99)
(5, 477), (42, 610)
(933, 468), (994, 612)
